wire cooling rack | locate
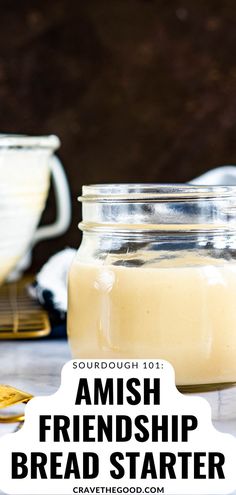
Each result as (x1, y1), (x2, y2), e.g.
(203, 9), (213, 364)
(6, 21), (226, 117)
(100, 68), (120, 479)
(0, 276), (51, 339)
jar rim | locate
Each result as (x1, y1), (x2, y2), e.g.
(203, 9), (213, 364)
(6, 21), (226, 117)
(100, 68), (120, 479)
(79, 183), (236, 203)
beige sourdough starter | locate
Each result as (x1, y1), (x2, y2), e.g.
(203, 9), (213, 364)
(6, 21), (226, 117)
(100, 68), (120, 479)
(68, 253), (236, 386)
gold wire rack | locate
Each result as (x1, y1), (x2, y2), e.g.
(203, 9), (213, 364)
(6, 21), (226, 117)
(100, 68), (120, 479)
(0, 276), (51, 339)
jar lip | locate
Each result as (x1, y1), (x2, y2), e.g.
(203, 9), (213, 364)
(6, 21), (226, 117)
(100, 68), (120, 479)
(79, 183), (236, 202)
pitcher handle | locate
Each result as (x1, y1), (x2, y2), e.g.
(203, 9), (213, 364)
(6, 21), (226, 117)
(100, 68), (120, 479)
(33, 155), (71, 245)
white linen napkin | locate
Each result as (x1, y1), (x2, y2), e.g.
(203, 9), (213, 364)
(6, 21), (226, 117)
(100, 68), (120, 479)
(190, 165), (236, 185)
(29, 248), (76, 313)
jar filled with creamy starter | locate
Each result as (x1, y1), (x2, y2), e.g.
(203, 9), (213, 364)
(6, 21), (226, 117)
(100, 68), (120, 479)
(68, 184), (236, 393)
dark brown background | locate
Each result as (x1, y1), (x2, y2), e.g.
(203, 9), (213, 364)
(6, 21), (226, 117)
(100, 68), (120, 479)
(1, 0), (236, 269)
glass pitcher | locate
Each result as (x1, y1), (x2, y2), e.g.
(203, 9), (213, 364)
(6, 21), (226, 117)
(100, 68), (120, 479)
(0, 134), (71, 283)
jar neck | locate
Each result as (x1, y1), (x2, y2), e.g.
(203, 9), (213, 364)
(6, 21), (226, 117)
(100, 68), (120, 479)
(79, 184), (236, 236)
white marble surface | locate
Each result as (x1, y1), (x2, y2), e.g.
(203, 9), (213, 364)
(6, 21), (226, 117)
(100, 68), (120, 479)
(0, 339), (71, 494)
(0, 340), (70, 436)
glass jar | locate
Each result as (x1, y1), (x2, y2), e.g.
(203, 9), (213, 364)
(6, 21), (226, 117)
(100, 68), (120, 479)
(68, 184), (236, 397)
